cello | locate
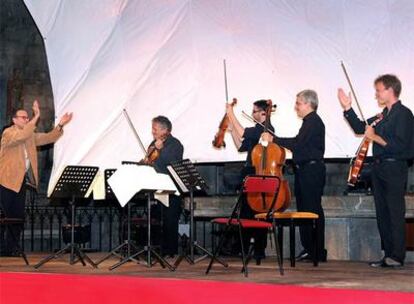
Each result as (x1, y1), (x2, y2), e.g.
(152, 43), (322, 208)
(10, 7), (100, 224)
(341, 62), (383, 186)
(248, 100), (291, 212)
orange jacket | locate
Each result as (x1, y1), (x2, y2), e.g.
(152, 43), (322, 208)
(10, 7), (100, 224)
(0, 123), (62, 193)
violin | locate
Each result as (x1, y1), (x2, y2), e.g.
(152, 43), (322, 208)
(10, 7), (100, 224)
(212, 59), (236, 149)
(123, 109), (161, 165)
(142, 132), (169, 165)
(212, 98), (237, 148)
(340, 62), (383, 186)
(347, 114), (383, 185)
(142, 145), (160, 165)
(247, 100), (291, 213)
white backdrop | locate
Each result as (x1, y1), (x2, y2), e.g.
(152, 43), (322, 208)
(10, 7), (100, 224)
(24, 0), (414, 190)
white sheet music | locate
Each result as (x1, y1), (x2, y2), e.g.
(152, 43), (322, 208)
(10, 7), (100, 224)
(108, 164), (178, 207)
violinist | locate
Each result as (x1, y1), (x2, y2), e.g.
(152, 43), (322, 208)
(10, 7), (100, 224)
(262, 90), (327, 262)
(147, 115), (184, 258)
(338, 74), (414, 268)
(226, 99), (274, 263)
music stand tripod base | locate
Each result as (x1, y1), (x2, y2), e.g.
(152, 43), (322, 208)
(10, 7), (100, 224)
(34, 166), (99, 269)
(109, 193), (174, 271)
(167, 159), (228, 269)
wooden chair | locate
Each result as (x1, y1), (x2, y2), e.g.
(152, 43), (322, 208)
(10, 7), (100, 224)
(255, 211), (319, 267)
(205, 175), (283, 276)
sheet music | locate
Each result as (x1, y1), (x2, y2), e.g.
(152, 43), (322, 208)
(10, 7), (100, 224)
(108, 164), (178, 207)
(90, 171), (105, 200)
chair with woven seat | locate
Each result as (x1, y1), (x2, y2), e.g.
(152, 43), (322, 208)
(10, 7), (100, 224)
(256, 211), (319, 267)
(205, 175), (283, 277)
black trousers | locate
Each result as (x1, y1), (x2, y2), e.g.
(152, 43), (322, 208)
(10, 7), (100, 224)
(160, 195), (182, 256)
(371, 160), (407, 263)
(0, 184), (26, 254)
(294, 162), (326, 259)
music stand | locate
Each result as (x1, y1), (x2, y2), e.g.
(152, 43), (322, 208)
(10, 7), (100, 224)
(106, 163), (175, 271)
(167, 159), (227, 268)
(34, 165), (99, 269)
(111, 190), (174, 271)
(95, 169), (140, 268)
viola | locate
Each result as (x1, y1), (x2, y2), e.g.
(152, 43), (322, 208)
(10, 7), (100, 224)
(247, 100), (291, 213)
(212, 98), (237, 148)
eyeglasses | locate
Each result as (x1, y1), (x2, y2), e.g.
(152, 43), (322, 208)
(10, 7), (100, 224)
(15, 116), (29, 120)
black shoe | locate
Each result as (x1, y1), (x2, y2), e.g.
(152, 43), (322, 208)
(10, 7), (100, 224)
(295, 250), (310, 261)
(369, 259), (385, 268)
(369, 257), (403, 268)
(296, 250), (327, 262)
(253, 254), (265, 265)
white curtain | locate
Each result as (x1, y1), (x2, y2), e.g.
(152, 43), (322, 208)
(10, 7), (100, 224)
(24, 0), (414, 190)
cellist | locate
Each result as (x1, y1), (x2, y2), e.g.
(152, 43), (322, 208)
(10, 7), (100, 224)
(226, 99), (274, 264)
(338, 75), (414, 268)
(262, 90), (327, 263)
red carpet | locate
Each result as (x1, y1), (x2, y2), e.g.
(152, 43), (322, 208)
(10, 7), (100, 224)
(0, 272), (413, 304)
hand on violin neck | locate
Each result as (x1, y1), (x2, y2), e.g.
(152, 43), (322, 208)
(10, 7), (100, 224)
(154, 139), (164, 150)
(261, 132), (274, 143)
(337, 88), (352, 111)
(364, 125), (376, 140)
(226, 103), (234, 115)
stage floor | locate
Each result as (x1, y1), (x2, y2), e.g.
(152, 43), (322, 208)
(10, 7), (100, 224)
(1, 253), (413, 293)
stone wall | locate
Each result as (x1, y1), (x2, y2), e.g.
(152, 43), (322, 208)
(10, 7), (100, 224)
(188, 195), (414, 262)
(0, 0), (55, 190)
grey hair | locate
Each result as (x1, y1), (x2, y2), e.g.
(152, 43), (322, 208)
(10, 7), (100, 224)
(296, 89), (319, 111)
(152, 115), (172, 132)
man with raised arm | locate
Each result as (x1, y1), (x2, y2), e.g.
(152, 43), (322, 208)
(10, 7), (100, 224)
(338, 74), (414, 268)
(0, 100), (72, 256)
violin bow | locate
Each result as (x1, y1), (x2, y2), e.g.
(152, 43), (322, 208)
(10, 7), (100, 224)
(241, 110), (276, 137)
(223, 59), (229, 102)
(340, 61), (368, 124)
(122, 109), (148, 156)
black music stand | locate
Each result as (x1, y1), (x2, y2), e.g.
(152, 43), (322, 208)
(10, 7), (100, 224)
(110, 190), (174, 271)
(34, 166), (99, 269)
(95, 169), (140, 268)
(167, 159), (227, 268)
(106, 163), (174, 271)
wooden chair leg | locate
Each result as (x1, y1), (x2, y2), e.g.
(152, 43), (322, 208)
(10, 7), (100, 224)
(313, 219), (319, 267)
(272, 223), (284, 275)
(290, 221), (295, 267)
(277, 225), (284, 265)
